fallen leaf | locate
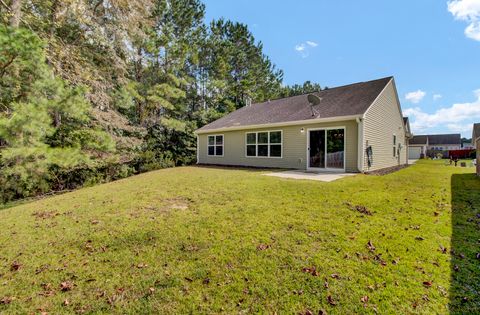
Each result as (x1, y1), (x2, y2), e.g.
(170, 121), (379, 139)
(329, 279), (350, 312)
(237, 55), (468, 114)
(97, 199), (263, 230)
(454, 265), (459, 272)
(203, 278), (210, 285)
(327, 295), (337, 306)
(10, 261), (22, 271)
(148, 287), (155, 294)
(63, 299), (70, 306)
(415, 236), (425, 241)
(60, 281), (74, 292)
(136, 263), (148, 269)
(91, 220), (100, 225)
(301, 267), (319, 276)
(330, 273), (339, 279)
(367, 241), (375, 252)
(361, 295), (369, 303)
(422, 281), (432, 288)
(256, 244), (270, 251)
(0, 296), (14, 304)
(184, 277), (193, 282)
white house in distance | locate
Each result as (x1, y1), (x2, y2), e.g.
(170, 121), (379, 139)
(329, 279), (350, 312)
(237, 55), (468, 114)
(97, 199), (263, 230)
(195, 76), (410, 173)
(408, 134), (462, 159)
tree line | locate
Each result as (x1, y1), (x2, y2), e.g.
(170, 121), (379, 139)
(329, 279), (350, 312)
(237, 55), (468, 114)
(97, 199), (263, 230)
(0, 0), (321, 203)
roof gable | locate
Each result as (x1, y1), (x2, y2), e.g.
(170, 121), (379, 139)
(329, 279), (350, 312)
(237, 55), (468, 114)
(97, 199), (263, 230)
(409, 135), (428, 145)
(196, 76), (393, 133)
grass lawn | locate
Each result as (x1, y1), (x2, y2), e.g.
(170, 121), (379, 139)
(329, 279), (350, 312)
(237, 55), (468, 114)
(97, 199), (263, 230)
(0, 160), (479, 314)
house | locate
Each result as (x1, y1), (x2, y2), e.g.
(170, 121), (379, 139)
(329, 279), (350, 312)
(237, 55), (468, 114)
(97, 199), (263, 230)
(195, 76), (409, 173)
(408, 135), (428, 159)
(473, 123), (480, 176)
(408, 134), (462, 159)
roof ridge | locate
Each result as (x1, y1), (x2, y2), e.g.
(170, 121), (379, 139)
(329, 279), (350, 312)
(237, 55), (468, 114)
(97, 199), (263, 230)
(254, 76), (393, 105)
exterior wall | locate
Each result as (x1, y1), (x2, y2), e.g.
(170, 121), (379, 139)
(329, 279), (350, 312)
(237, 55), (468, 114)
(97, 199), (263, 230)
(197, 120), (359, 172)
(476, 138), (480, 176)
(427, 144), (461, 151)
(363, 80), (408, 171)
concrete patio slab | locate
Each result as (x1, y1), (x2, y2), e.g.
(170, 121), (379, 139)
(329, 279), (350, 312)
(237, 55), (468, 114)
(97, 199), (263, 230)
(263, 170), (357, 182)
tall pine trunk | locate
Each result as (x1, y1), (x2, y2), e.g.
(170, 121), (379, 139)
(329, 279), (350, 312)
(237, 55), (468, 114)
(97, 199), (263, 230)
(9, 0), (22, 27)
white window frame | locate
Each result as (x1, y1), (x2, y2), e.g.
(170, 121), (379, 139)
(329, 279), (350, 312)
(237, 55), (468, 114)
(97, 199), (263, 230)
(245, 130), (283, 158)
(306, 126), (346, 172)
(207, 134), (224, 157)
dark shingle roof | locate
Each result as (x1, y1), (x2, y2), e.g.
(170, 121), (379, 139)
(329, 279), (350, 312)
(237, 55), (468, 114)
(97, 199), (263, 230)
(197, 77), (393, 132)
(473, 123), (480, 140)
(409, 135), (428, 145)
(427, 134), (461, 145)
(410, 134), (461, 145)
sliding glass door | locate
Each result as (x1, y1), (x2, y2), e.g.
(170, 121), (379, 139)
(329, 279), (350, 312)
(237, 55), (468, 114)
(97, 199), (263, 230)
(308, 128), (345, 171)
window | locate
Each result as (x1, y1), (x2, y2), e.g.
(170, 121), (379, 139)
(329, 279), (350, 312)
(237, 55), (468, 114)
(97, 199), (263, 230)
(207, 135), (223, 156)
(245, 130), (282, 158)
(393, 135), (397, 157)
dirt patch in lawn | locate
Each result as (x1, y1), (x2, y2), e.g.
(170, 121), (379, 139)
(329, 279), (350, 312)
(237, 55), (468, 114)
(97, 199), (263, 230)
(366, 164), (409, 175)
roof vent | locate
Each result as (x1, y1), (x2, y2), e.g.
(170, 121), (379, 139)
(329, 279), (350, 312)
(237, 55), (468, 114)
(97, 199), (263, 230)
(307, 94), (321, 117)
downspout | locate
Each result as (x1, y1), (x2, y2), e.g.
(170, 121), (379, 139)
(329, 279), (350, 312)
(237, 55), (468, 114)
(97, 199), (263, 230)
(356, 117), (364, 173)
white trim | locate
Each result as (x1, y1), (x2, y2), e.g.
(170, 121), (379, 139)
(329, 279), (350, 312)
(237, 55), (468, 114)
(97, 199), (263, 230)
(195, 115), (362, 134)
(196, 135), (199, 164)
(306, 126), (346, 172)
(244, 130), (283, 159)
(356, 117), (364, 172)
(207, 134), (224, 157)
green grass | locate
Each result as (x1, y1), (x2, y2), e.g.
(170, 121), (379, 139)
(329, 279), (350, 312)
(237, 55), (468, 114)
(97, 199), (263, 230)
(0, 160), (479, 314)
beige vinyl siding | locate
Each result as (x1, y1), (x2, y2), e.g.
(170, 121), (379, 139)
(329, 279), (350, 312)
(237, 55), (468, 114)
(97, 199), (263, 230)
(198, 120), (359, 172)
(363, 80), (408, 171)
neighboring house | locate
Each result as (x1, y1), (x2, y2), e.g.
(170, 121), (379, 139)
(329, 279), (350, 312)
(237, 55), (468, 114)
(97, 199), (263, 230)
(461, 140), (474, 149)
(408, 134), (462, 159)
(195, 76), (409, 173)
(408, 135), (428, 159)
(473, 123), (480, 176)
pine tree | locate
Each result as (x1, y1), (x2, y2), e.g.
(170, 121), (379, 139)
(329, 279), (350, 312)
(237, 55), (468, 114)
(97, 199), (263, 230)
(0, 25), (114, 201)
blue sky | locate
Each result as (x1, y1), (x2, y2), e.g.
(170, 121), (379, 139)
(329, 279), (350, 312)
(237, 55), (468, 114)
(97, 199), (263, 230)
(203, 0), (480, 138)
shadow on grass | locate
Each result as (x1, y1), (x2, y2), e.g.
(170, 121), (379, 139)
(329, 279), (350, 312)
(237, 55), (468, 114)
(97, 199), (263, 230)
(194, 164), (289, 173)
(450, 173), (480, 314)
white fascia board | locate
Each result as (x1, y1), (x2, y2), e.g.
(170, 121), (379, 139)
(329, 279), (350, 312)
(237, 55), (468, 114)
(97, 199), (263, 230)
(194, 114), (362, 134)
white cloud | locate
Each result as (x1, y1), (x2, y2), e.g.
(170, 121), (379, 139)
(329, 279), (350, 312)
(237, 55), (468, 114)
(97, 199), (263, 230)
(433, 94), (443, 100)
(403, 88), (480, 134)
(448, 0), (480, 41)
(465, 20), (480, 40)
(294, 40), (318, 58)
(447, 123), (474, 133)
(295, 44), (306, 51)
(405, 90), (426, 103)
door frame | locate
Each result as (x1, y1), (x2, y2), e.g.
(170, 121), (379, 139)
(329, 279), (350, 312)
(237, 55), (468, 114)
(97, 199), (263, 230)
(306, 126), (346, 172)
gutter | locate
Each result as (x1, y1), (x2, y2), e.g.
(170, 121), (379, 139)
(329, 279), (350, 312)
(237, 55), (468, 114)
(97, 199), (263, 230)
(194, 114), (363, 135)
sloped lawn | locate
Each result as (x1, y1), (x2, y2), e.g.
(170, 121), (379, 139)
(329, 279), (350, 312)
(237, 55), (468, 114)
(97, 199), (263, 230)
(0, 160), (478, 314)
